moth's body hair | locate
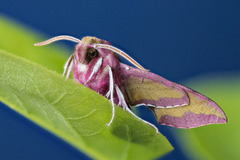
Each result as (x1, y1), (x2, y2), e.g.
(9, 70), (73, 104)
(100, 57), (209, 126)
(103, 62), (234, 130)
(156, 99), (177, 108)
(125, 66), (130, 70)
(84, 57), (103, 85)
(77, 64), (88, 73)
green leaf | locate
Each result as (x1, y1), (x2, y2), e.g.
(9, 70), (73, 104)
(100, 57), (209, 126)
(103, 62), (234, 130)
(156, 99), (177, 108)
(174, 74), (240, 160)
(0, 50), (172, 160)
(0, 14), (69, 73)
(0, 14), (172, 159)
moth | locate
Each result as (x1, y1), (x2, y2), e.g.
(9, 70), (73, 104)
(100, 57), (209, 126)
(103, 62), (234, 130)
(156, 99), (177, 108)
(35, 35), (227, 133)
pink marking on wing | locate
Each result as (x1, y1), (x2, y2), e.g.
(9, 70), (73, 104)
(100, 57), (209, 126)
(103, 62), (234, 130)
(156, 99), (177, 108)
(159, 112), (227, 128)
(183, 86), (227, 120)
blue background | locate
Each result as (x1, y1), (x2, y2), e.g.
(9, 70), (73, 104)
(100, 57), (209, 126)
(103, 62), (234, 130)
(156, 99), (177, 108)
(0, 0), (239, 159)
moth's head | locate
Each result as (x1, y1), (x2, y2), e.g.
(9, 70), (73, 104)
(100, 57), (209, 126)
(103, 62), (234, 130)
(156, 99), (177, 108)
(34, 35), (147, 71)
(74, 36), (114, 65)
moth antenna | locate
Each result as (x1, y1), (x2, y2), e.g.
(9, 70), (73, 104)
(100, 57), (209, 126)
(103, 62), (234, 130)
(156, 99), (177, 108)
(34, 35), (81, 46)
(93, 44), (148, 71)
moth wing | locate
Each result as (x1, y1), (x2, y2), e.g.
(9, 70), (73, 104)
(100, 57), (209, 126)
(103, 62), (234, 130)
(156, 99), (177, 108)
(120, 63), (190, 108)
(150, 87), (227, 128)
(120, 63), (227, 128)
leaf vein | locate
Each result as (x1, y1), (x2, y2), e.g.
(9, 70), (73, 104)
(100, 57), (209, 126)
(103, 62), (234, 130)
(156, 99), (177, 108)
(67, 109), (98, 120)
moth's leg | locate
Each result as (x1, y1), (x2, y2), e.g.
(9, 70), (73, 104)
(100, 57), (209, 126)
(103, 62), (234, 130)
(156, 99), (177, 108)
(114, 85), (128, 110)
(66, 60), (74, 79)
(106, 90), (110, 99)
(115, 85), (159, 134)
(63, 54), (74, 77)
(98, 66), (111, 98)
(84, 57), (103, 86)
(95, 65), (114, 125)
(107, 66), (115, 126)
(126, 106), (159, 134)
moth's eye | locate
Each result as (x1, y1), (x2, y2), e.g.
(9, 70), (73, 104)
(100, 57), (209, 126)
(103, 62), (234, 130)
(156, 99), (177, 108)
(85, 48), (99, 64)
(89, 51), (96, 57)
(87, 48), (99, 59)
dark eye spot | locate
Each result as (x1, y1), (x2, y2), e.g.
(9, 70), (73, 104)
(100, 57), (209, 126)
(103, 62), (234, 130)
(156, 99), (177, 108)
(88, 51), (97, 58)
(85, 48), (99, 63)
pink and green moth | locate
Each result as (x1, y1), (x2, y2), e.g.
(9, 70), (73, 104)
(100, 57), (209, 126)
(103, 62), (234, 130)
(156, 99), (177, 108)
(35, 35), (227, 133)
